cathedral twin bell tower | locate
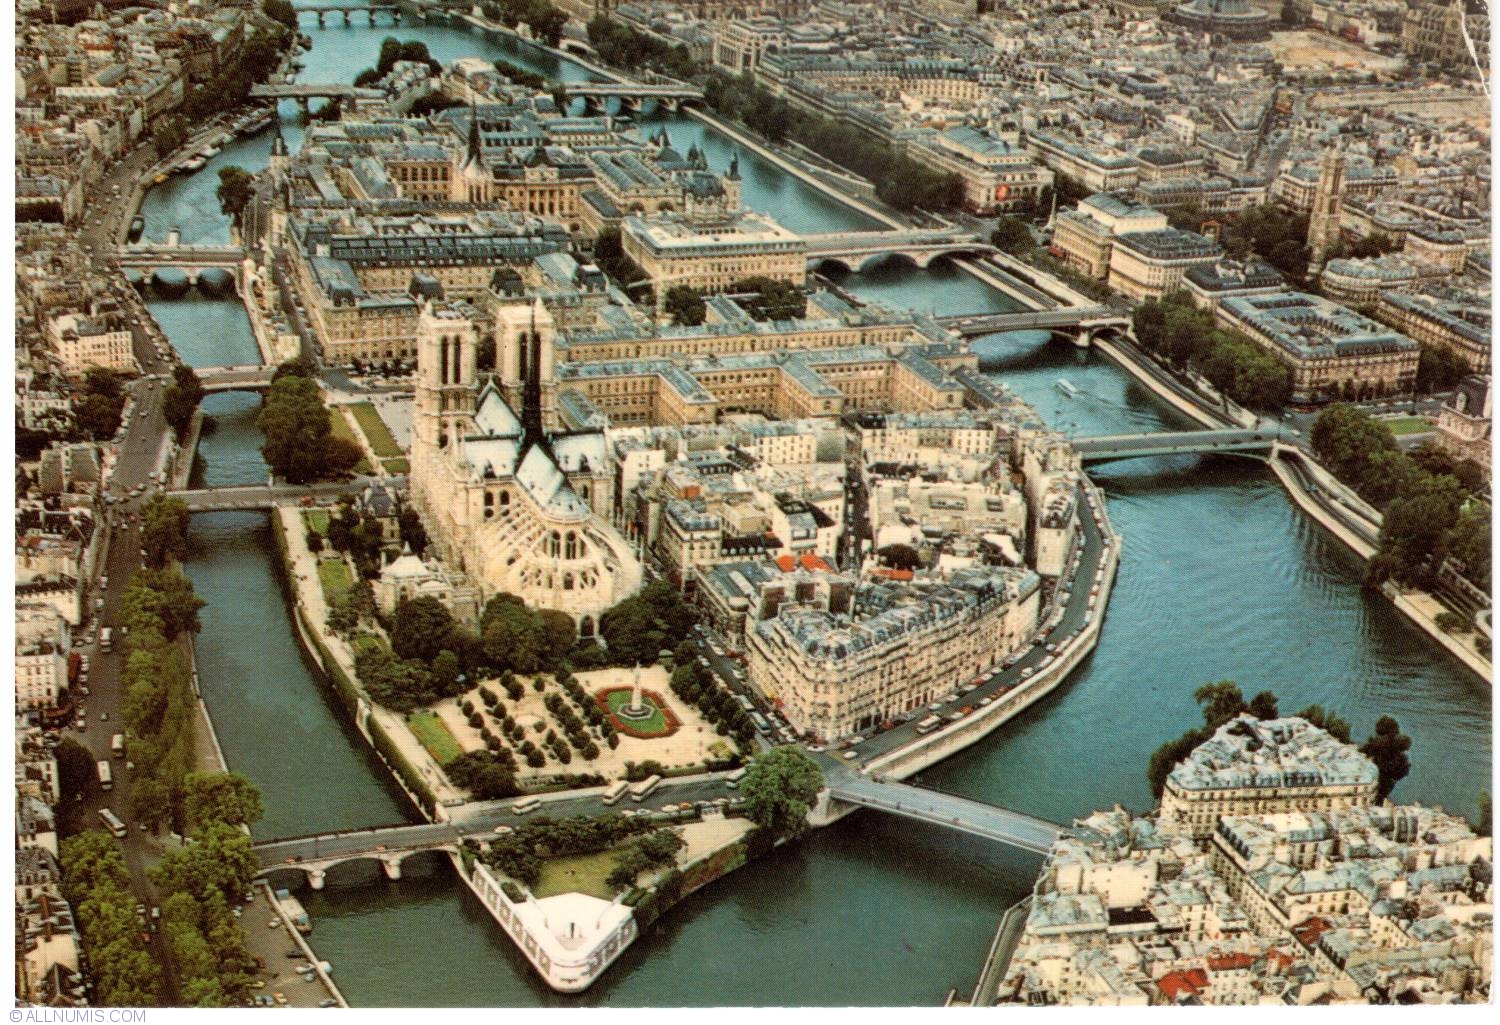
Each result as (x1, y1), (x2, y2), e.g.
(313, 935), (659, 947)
(414, 297), (559, 457)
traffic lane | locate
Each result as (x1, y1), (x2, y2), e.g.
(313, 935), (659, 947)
(853, 494), (1107, 759)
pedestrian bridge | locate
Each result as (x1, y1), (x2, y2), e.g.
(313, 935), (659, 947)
(825, 774), (1065, 854)
(1073, 429), (1275, 464)
(804, 228), (994, 273)
(169, 477), (390, 513)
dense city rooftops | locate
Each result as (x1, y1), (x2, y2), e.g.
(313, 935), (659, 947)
(1167, 715), (1378, 793)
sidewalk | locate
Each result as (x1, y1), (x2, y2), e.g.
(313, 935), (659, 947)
(275, 507), (464, 805)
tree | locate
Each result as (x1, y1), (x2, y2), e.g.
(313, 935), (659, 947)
(391, 596), (457, 663)
(1415, 343), (1471, 393)
(120, 567), (205, 639)
(731, 277), (806, 321)
(1360, 716), (1412, 802)
(264, 0), (298, 31)
(129, 777), (173, 831)
(55, 737), (99, 804)
(1295, 704), (1353, 744)
(740, 748), (824, 838)
(1147, 727), (1209, 798)
(215, 166), (256, 226)
(1194, 680), (1247, 729)
(151, 823), (258, 905)
(990, 216), (1035, 255)
(536, 610), (578, 667)
(598, 581), (698, 667)
(1379, 474), (1465, 583)
(141, 493), (192, 569)
(1446, 502), (1491, 590)
(1247, 690), (1279, 720)
(184, 772), (264, 830)
(257, 374), (363, 484)
(662, 285), (707, 326)
(162, 363), (206, 438)
(482, 596), (545, 675)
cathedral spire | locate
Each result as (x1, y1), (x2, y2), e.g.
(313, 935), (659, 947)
(466, 99), (482, 166)
(519, 296), (547, 454)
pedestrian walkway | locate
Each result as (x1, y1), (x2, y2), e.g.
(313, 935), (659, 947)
(276, 507), (464, 806)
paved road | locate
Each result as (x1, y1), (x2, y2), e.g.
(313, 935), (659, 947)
(253, 774), (746, 870)
(817, 479), (1111, 767)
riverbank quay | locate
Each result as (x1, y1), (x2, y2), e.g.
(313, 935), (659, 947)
(269, 505), (464, 816)
(249, 879), (349, 1008)
(448, 812), (769, 992)
(845, 477), (1122, 787)
(1269, 444), (1490, 683)
(965, 895), (1032, 1007)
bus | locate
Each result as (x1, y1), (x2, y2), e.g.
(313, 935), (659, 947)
(511, 796), (541, 816)
(724, 767), (749, 790)
(98, 808), (126, 838)
(914, 715), (943, 735)
(111, 734), (125, 758)
(99, 628), (113, 653)
(97, 760), (113, 791)
(629, 774), (663, 802)
(601, 780), (631, 806)
(735, 695), (754, 713)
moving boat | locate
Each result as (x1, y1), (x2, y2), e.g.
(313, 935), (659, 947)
(1056, 378), (1077, 397)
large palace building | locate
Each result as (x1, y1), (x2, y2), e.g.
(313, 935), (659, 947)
(409, 297), (642, 635)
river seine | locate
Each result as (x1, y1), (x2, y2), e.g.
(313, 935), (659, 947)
(140, 13), (1489, 1005)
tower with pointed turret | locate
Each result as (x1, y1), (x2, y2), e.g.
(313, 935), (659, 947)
(1308, 148), (1346, 272)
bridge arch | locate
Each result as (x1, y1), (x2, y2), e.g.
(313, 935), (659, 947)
(855, 250), (923, 275)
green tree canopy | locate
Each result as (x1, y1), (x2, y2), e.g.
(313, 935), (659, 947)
(662, 285), (707, 326)
(185, 771), (265, 831)
(741, 747), (824, 838)
(1360, 715), (1412, 802)
(257, 374), (363, 484)
(215, 166), (256, 226)
(141, 493), (192, 569)
(391, 595), (458, 663)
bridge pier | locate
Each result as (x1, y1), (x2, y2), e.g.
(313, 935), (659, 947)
(381, 856), (403, 881)
(184, 268), (201, 288)
(1074, 329), (1093, 349)
(343, 11), (351, 25)
(315, 11), (325, 27)
(307, 868), (326, 891)
(166, 227), (181, 248)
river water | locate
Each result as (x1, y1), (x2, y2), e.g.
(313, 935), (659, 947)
(145, 16), (1490, 1006)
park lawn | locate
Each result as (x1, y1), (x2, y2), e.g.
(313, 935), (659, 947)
(304, 509), (330, 535)
(317, 557), (354, 604)
(1383, 416), (1432, 436)
(328, 407), (373, 475)
(382, 458), (410, 476)
(352, 633), (388, 656)
(350, 402), (404, 458)
(603, 689), (669, 734)
(532, 847), (627, 901)
(408, 710), (464, 766)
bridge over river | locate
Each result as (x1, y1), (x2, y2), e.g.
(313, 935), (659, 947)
(1073, 428), (1276, 464)
(170, 476), (399, 512)
(252, 765), (1071, 889)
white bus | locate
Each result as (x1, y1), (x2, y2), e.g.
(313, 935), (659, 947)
(111, 734), (125, 758)
(724, 767), (749, 790)
(601, 780), (630, 806)
(629, 774), (663, 802)
(914, 715), (943, 735)
(97, 760), (113, 791)
(99, 627), (113, 653)
(511, 796), (541, 816)
(98, 808), (126, 838)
